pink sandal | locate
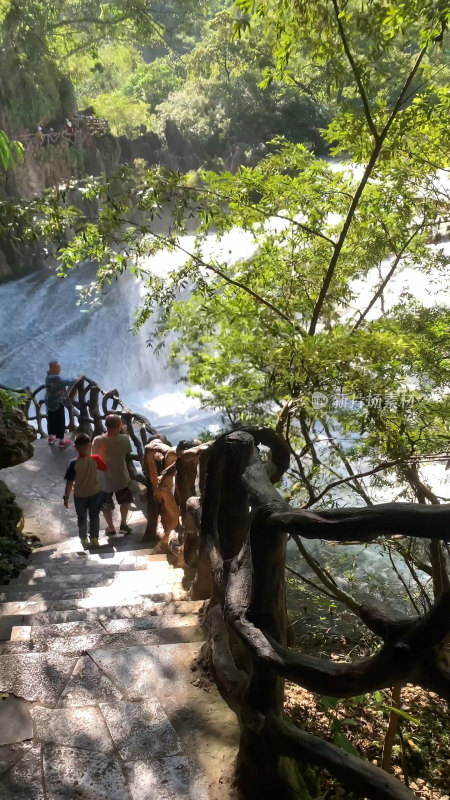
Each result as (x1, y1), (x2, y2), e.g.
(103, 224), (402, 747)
(58, 438), (72, 448)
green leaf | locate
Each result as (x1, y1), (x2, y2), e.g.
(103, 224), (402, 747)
(333, 729), (359, 757)
(387, 707), (419, 725)
(320, 696), (339, 710)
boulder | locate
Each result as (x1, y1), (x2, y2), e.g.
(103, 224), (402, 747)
(0, 402), (36, 470)
(118, 135), (134, 165)
(129, 132), (162, 166)
(0, 480), (34, 582)
(94, 133), (121, 175)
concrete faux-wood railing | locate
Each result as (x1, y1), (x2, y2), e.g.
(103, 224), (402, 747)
(1, 376), (157, 443)
(4, 385), (450, 799)
(186, 430), (450, 800)
(2, 378), (208, 552)
(2, 378), (208, 551)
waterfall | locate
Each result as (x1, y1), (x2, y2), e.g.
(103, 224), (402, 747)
(0, 227), (447, 592)
(0, 229), (447, 445)
(0, 230), (257, 441)
(0, 260), (217, 440)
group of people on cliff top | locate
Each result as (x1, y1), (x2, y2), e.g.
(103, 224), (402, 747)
(45, 360), (134, 549)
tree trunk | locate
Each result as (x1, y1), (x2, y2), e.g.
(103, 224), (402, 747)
(237, 511), (313, 798)
(404, 466), (449, 599)
(382, 684), (402, 773)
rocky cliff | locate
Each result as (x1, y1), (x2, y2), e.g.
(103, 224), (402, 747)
(0, 115), (205, 282)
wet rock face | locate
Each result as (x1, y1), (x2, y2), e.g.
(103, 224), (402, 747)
(164, 119), (200, 170)
(0, 480), (33, 580)
(127, 132), (163, 166)
(0, 404), (36, 470)
(0, 403), (36, 580)
(0, 480), (23, 535)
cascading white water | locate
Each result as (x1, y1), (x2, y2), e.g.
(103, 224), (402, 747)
(0, 229), (256, 441)
(0, 222), (447, 594)
(0, 259), (220, 440)
(0, 229), (448, 446)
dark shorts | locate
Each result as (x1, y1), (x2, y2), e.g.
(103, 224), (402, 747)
(101, 486), (134, 510)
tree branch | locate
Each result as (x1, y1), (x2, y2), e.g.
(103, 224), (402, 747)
(331, 0), (379, 141)
(318, 418), (375, 506)
(285, 563), (338, 601)
(387, 547), (422, 615)
(267, 716), (416, 800)
(83, 218), (302, 333)
(305, 459), (399, 507)
(292, 533), (362, 614)
(190, 184), (337, 247)
(352, 228), (420, 331)
(308, 42), (429, 336)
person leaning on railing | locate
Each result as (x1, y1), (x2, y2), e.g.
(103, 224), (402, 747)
(45, 360), (82, 448)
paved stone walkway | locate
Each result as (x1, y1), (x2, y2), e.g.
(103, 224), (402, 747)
(0, 440), (238, 799)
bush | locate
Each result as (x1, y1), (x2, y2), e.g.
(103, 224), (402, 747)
(90, 92), (154, 137)
(154, 73), (331, 156)
(124, 57), (185, 110)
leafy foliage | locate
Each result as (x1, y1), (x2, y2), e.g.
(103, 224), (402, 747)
(0, 131), (23, 169)
(124, 56), (185, 110)
(13, 0), (444, 520)
(1, 1), (449, 517)
(90, 91), (154, 136)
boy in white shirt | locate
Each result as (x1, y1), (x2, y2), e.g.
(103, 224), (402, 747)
(64, 432), (107, 548)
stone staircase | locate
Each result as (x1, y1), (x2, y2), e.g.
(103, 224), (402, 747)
(0, 541), (237, 799)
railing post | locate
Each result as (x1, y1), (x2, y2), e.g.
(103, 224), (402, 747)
(122, 410), (144, 461)
(31, 388), (46, 438)
(237, 518), (313, 799)
(218, 432), (252, 563)
(143, 442), (161, 542)
(174, 441), (199, 525)
(78, 379), (93, 435)
(184, 496), (202, 566)
(193, 431), (252, 602)
(88, 385), (104, 436)
(67, 380), (79, 433)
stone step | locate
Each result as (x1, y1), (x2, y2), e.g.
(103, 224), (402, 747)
(19, 554), (170, 578)
(0, 588), (82, 603)
(7, 565), (184, 590)
(11, 612), (201, 641)
(30, 546), (166, 566)
(0, 598), (201, 633)
(88, 641), (203, 701)
(2, 624), (205, 655)
(25, 599), (204, 625)
(0, 741), (207, 800)
(5, 572), (115, 589)
(0, 600), (49, 619)
(0, 642), (202, 704)
(37, 588), (189, 611)
(0, 579), (185, 603)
